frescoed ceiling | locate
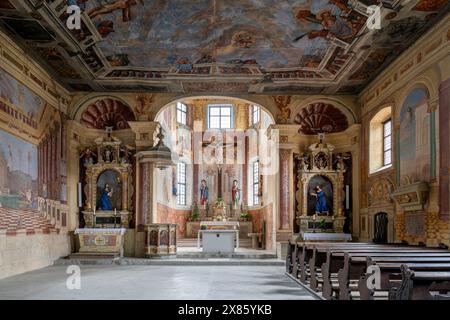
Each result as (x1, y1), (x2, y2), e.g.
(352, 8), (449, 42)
(0, 0), (448, 94)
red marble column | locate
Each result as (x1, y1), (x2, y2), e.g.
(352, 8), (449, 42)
(439, 78), (450, 220)
(193, 164), (199, 204)
(242, 136), (248, 204)
(138, 162), (151, 230)
(279, 149), (291, 229)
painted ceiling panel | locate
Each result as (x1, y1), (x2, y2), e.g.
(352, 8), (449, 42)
(0, 0), (448, 94)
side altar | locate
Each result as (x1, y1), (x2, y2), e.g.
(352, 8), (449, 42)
(81, 128), (133, 228)
(294, 134), (350, 240)
(74, 127), (134, 257)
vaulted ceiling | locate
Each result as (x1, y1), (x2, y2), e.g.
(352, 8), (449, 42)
(0, 0), (448, 94)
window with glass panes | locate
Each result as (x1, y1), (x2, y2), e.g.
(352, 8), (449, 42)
(176, 102), (187, 125)
(383, 119), (392, 166)
(177, 162), (186, 205)
(251, 105), (260, 126)
(252, 161), (260, 205)
(208, 105), (233, 129)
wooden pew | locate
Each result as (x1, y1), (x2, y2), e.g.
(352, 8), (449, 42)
(311, 247), (449, 294)
(338, 254), (450, 300)
(358, 259), (450, 300)
(285, 241), (450, 300)
(321, 250), (450, 299)
(298, 243), (403, 285)
(286, 240), (295, 273)
(389, 265), (450, 300)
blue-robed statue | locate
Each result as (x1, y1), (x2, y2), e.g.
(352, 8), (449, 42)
(99, 183), (113, 210)
(311, 185), (328, 215)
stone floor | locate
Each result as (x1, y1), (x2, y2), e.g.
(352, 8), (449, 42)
(0, 265), (318, 300)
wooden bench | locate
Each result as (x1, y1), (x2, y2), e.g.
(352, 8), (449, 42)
(320, 250), (450, 299)
(310, 247), (449, 293)
(389, 265), (450, 300)
(338, 254), (450, 300)
(358, 259), (450, 300)
(285, 242), (450, 300)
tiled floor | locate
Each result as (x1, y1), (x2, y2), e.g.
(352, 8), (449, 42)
(0, 207), (57, 236)
(0, 265), (318, 300)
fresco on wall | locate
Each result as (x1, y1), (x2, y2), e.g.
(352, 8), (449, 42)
(399, 88), (430, 183)
(0, 130), (38, 209)
(0, 67), (45, 126)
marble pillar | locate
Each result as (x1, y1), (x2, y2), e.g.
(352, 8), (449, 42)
(279, 149), (291, 230)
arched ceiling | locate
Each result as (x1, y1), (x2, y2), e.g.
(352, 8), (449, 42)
(0, 0), (448, 95)
(80, 98), (135, 130)
(294, 102), (349, 134)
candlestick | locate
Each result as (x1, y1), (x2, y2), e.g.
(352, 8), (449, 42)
(114, 208), (117, 228)
(93, 207), (96, 228)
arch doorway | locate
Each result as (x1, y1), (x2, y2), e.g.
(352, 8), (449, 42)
(373, 212), (388, 244)
(152, 96), (277, 250)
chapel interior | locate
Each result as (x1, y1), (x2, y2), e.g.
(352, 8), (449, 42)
(0, 0), (449, 300)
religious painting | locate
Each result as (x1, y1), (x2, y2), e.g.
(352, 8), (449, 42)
(0, 67), (45, 123)
(399, 88), (430, 183)
(96, 169), (122, 210)
(307, 175), (333, 216)
(0, 130), (38, 209)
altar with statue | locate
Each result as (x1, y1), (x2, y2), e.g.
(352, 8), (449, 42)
(75, 127), (134, 257)
(294, 134), (352, 242)
(188, 135), (255, 251)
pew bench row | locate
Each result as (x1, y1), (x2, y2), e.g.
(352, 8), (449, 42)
(286, 241), (450, 300)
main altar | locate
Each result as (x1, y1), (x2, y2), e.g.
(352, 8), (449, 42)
(294, 134), (349, 240)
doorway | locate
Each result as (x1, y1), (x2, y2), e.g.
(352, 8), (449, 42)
(373, 212), (388, 244)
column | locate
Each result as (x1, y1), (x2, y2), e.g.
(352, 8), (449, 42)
(428, 99), (438, 180)
(279, 148), (291, 230)
(439, 78), (450, 219)
(137, 161), (152, 229)
(128, 121), (160, 257)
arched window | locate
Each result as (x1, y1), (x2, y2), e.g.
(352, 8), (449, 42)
(369, 107), (392, 174)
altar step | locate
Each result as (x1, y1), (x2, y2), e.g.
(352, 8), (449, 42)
(178, 237), (253, 248)
(54, 257), (283, 266)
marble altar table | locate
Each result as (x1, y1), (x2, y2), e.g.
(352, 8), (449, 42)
(75, 228), (126, 257)
(200, 230), (236, 253)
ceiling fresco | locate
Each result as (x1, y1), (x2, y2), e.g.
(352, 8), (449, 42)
(0, 0), (448, 94)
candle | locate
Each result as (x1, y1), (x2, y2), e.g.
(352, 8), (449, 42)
(313, 214), (316, 221)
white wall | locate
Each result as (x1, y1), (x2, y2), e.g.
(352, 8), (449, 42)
(0, 232), (70, 280)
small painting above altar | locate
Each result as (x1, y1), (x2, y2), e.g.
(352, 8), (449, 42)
(308, 176), (333, 216)
(97, 170), (122, 210)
